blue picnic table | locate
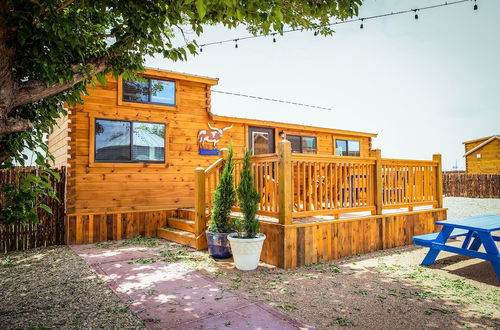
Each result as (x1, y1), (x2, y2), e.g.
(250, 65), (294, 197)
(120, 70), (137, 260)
(413, 215), (500, 281)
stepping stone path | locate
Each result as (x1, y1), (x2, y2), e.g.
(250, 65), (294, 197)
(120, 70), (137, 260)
(71, 244), (312, 329)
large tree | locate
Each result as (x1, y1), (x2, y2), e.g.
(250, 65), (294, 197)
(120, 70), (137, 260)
(0, 0), (361, 165)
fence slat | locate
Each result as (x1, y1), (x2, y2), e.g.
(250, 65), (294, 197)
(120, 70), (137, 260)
(443, 172), (500, 198)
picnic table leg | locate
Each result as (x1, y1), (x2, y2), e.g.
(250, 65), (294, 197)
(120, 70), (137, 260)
(476, 232), (500, 281)
(461, 231), (474, 249)
(421, 227), (453, 266)
(469, 236), (483, 251)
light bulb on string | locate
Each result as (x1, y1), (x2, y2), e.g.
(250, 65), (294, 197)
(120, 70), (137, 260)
(272, 33), (276, 43)
(360, 18), (364, 29)
(474, 0), (478, 10)
(199, 47), (203, 53)
(234, 39), (238, 48)
(414, 9), (419, 20)
(314, 31), (318, 36)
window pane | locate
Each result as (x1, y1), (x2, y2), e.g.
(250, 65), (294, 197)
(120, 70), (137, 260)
(302, 137), (317, 154)
(253, 132), (269, 155)
(151, 79), (176, 105)
(348, 140), (360, 157)
(95, 120), (131, 161)
(123, 79), (149, 103)
(132, 122), (165, 161)
(336, 140), (347, 156)
(288, 135), (302, 153)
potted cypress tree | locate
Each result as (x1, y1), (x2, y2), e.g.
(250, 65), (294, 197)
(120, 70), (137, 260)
(206, 144), (236, 259)
(228, 149), (266, 270)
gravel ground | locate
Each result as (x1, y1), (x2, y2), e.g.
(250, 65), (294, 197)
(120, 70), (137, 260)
(444, 197), (500, 219)
(0, 246), (145, 329)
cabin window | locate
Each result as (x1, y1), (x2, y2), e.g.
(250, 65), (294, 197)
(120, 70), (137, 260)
(122, 77), (176, 106)
(288, 135), (317, 154)
(95, 119), (166, 163)
(335, 139), (360, 157)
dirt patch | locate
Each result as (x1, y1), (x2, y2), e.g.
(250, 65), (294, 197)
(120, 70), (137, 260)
(0, 246), (145, 329)
(202, 245), (499, 329)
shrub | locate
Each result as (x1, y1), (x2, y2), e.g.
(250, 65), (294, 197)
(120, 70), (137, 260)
(207, 144), (236, 233)
(235, 149), (260, 238)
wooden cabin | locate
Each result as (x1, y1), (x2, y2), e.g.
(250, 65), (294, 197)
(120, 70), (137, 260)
(463, 135), (500, 174)
(47, 68), (446, 268)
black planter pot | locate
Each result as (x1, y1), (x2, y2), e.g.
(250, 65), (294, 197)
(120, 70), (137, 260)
(206, 231), (232, 259)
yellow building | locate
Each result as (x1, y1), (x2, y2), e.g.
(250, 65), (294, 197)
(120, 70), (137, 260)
(463, 135), (500, 174)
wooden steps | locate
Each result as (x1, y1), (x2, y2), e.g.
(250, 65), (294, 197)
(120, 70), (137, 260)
(156, 209), (206, 250)
(157, 227), (197, 248)
(168, 217), (194, 232)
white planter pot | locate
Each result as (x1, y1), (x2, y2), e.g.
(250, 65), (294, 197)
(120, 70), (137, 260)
(227, 233), (266, 271)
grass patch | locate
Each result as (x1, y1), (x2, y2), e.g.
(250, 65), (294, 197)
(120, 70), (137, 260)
(119, 237), (159, 247)
(330, 317), (355, 326)
(160, 249), (188, 262)
(128, 258), (156, 264)
(277, 303), (298, 312)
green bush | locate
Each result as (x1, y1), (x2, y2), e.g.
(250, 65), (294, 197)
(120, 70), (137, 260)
(235, 149), (260, 238)
(207, 144), (236, 233)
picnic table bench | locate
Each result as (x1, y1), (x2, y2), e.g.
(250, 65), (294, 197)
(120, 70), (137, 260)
(413, 215), (500, 281)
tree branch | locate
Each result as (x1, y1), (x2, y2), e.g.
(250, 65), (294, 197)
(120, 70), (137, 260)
(0, 117), (32, 136)
(13, 57), (110, 109)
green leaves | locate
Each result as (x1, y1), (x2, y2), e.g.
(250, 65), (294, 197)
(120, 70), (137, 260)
(195, 0), (207, 19)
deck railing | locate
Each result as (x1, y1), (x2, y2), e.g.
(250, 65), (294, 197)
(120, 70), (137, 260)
(194, 140), (443, 231)
(291, 154), (377, 217)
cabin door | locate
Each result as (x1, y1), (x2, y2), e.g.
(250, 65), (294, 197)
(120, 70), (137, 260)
(249, 126), (275, 155)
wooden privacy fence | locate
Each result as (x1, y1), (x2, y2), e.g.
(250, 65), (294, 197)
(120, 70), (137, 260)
(0, 167), (66, 253)
(443, 172), (500, 198)
(195, 141), (443, 230)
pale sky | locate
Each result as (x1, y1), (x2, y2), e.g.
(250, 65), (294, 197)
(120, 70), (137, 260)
(146, 0), (500, 170)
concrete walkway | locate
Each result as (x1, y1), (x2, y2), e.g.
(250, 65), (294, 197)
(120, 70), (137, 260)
(70, 244), (311, 330)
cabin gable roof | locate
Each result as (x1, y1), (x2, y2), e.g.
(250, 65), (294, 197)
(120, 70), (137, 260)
(463, 135), (499, 157)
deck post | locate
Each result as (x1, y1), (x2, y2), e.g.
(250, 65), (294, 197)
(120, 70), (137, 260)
(194, 167), (206, 236)
(373, 149), (383, 215)
(220, 147), (229, 160)
(433, 154), (443, 208)
(278, 140), (293, 225)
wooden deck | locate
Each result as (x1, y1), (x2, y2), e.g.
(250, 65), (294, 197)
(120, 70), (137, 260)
(192, 139), (446, 268)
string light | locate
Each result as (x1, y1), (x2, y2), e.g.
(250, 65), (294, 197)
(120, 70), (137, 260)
(234, 39), (238, 48)
(198, 0), (470, 50)
(474, 0), (478, 10)
(212, 90), (334, 111)
(272, 33), (276, 43)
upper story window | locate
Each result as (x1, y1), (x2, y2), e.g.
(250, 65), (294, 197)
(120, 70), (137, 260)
(95, 118), (166, 163)
(336, 139), (360, 157)
(123, 77), (176, 106)
(288, 135), (317, 154)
